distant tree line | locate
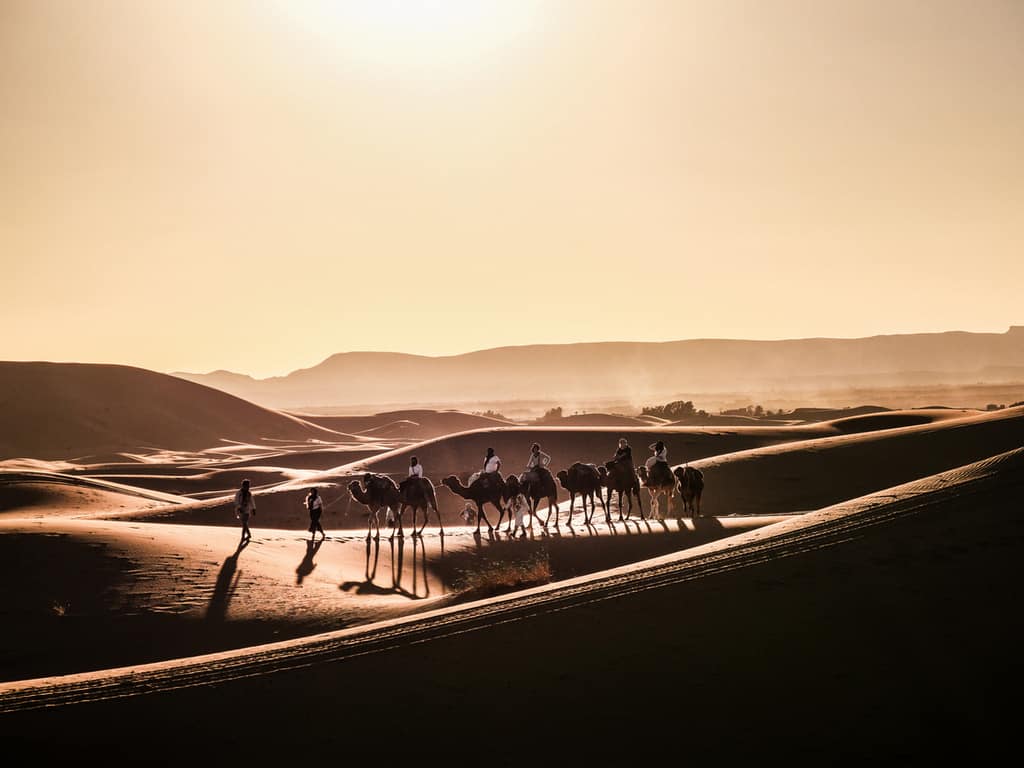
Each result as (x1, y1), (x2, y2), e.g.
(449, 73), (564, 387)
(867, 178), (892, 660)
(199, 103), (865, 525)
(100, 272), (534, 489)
(640, 400), (709, 419)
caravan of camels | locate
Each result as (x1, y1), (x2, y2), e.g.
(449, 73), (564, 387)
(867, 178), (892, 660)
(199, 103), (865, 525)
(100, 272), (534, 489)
(348, 440), (705, 538)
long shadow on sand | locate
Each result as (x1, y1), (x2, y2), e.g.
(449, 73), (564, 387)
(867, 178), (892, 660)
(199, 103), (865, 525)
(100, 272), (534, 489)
(206, 539), (248, 623)
(340, 536), (441, 600)
(296, 539), (323, 585)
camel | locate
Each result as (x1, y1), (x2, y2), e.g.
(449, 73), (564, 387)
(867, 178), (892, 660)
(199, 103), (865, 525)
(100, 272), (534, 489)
(638, 461), (676, 520)
(398, 476), (443, 537)
(519, 466), (559, 527)
(556, 462), (608, 525)
(348, 473), (401, 539)
(673, 465), (705, 518)
(441, 472), (508, 535)
(599, 460), (644, 521)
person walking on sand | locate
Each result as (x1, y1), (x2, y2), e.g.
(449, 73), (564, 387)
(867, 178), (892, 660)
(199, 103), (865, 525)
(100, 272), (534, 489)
(305, 487), (325, 541)
(235, 479), (256, 542)
(509, 488), (529, 538)
(645, 440), (668, 470)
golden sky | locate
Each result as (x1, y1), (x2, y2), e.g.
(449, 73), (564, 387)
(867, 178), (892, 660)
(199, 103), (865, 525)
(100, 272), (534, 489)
(2, 0), (1021, 377)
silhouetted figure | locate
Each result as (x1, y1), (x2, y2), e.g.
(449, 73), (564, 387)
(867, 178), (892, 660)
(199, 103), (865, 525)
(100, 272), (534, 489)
(306, 487), (325, 540)
(234, 479), (256, 542)
(611, 437), (633, 469)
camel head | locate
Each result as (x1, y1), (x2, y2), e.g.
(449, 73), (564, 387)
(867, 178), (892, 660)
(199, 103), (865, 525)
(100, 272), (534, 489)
(597, 465), (609, 481)
(441, 475), (460, 489)
(348, 480), (362, 494)
(506, 474), (521, 494)
(556, 469), (569, 488)
(637, 465), (649, 483)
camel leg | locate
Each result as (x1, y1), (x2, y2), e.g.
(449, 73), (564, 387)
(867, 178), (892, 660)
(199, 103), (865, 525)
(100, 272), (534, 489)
(435, 502), (444, 536)
(476, 502), (493, 534)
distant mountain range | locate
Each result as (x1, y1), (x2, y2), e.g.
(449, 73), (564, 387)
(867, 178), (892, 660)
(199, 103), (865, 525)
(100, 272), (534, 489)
(174, 327), (1024, 410)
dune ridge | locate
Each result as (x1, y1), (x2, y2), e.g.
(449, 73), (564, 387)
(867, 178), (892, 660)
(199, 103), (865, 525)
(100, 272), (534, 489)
(0, 362), (351, 461)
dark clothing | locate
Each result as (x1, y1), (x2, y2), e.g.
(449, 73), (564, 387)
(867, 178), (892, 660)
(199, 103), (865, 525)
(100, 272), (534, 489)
(614, 446), (633, 463)
(306, 494), (324, 536)
(308, 509), (323, 534)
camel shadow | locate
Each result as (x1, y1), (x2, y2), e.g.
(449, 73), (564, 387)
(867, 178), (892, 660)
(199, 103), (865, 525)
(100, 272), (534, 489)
(206, 538), (247, 623)
(690, 516), (724, 534)
(340, 535), (438, 599)
(296, 538), (323, 585)
(340, 537), (393, 596)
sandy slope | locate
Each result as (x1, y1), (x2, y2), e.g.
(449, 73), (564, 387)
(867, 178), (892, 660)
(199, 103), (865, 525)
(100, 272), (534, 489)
(0, 503), (782, 681)
(94, 407), (1021, 531)
(1, 446), (1019, 762)
(289, 409), (515, 440)
(0, 362), (350, 460)
(0, 472), (188, 517)
(689, 405), (1024, 516)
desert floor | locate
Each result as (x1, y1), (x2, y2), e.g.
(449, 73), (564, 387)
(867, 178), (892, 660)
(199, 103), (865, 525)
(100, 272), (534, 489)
(1, 402), (1021, 763)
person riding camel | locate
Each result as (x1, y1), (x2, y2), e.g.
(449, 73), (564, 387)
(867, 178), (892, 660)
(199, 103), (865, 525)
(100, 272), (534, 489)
(469, 447), (502, 488)
(399, 456), (423, 493)
(611, 437), (633, 470)
(645, 440), (668, 470)
(523, 442), (551, 485)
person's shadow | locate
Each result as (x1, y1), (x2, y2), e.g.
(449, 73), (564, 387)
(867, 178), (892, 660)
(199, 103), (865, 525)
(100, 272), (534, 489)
(207, 538), (248, 622)
(296, 538), (323, 585)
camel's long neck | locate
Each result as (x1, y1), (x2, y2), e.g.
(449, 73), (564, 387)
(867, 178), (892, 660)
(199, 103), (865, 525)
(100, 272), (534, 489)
(448, 481), (472, 498)
(350, 484), (371, 505)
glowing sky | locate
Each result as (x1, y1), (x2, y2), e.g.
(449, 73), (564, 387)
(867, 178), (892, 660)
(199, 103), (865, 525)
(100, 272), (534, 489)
(2, 1), (1021, 376)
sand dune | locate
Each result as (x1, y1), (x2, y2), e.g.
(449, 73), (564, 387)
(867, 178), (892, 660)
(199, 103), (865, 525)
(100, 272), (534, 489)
(342, 425), (838, 478)
(0, 503), (781, 681)
(689, 405), (1024, 516)
(819, 406), (980, 432)
(533, 413), (655, 427)
(2, 446), (1019, 762)
(0, 362), (351, 461)
(289, 409), (515, 440)
(667, 414), (795, 426)
(0, 471), (188, 517)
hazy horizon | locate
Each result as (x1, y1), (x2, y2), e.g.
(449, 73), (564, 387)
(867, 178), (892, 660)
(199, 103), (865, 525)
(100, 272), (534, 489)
(3, 1), (1022, 377)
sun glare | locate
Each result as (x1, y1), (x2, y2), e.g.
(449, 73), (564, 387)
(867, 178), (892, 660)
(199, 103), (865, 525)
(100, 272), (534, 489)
(271, 0), (542, 77)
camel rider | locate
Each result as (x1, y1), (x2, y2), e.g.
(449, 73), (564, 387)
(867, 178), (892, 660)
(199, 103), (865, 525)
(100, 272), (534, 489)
(409, 456), (423, 478)
(483, 447), (501, 475)
(524, 442), (551, 485)
(468, 447), (502, 488)
(400, 456), (423, 492)
(611, 437), (633, 469)
(645, 440), (668, 470)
